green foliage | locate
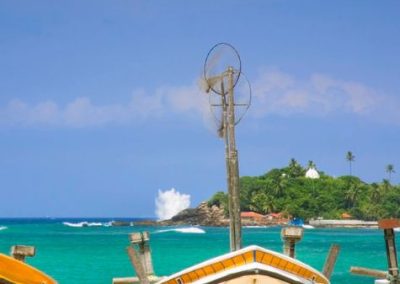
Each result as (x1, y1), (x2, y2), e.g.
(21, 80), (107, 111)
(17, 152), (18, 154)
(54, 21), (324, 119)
(208, 191), (228, 208)
(208, 159), (400, 221)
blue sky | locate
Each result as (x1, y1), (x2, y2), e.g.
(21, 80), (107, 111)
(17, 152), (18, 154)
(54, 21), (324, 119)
(1, 1), (399, 217)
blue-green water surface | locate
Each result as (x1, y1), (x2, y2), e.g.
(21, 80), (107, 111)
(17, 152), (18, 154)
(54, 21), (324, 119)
(0, 219), (394, 283)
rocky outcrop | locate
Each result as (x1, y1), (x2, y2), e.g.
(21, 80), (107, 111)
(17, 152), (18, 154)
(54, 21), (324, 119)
(111, 221), (134, 227)
(159, 202), (229, 226)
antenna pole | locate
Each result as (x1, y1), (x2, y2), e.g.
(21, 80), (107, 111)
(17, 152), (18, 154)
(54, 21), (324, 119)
(203, 43), (248, 252)
(220, 80), (236, 251)
(226, 66), (242, 251)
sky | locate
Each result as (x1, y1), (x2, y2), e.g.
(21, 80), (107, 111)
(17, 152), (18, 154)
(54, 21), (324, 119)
(1, 1), (400, 217)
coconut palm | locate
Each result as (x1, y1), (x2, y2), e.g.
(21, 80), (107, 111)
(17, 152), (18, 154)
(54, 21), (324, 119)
(288, 158), (303, 177)
(271, 176), (288, 198)
(386, 164), (395, 182)
(346, 151), (355, 176)
(250, 192), (276, 214)
(370, 183), (383, 203)
(381, 179), (391, 192)
(344, 183), (361, 208)
(307, 160), (316, 169)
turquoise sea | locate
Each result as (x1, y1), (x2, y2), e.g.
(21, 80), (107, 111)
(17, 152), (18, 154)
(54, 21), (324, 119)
(0, 218), (395, 284)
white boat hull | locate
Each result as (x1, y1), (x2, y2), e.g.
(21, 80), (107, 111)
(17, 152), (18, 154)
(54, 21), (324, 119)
(157, 245), (329, 284)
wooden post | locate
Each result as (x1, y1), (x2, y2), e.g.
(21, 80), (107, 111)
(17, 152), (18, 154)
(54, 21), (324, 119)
(227, 66), (242, 251)
(350, 266), (388, 279)
(323, 244), (340, 279)
(129, 232), (154, 276)
(112, 276), (163, 284)
(113, 232), (162, 284)
(221, 80), (236, 252)
(221, 67), (242, 252)
(10, 245), (35, 262)
(127, 247), (150, 284)
(379, 219), (400, 283)
(281, 227), (303, 258)
(384, 229), (399, 280)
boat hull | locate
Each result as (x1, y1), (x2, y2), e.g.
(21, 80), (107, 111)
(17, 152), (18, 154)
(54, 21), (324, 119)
(157, 245), (329, 284)
(0, 253), (56, 284)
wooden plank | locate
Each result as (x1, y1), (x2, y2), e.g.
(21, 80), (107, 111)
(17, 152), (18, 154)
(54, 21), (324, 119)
(11, 245), (35, 262)
(350, 266), (387, 278)
(112, 276), (162, 284)
(378, 219), (400, 229)
(127, 246), (150, 284)
(323, 244), (340, 279)
(383, 229), (399, 278)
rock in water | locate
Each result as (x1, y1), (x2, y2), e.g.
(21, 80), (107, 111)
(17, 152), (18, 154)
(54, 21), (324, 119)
(159, 202), (228, 226)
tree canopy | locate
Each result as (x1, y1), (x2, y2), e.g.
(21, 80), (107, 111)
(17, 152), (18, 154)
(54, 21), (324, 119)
(208, 159), (399, 221)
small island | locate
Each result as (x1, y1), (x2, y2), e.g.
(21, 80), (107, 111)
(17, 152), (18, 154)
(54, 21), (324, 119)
(154, 159), (399, 227)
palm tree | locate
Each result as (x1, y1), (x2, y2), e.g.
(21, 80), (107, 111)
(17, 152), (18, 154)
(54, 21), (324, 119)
(288, 158), (303, 177)
(271, 176), (288, 198)
(307, 160), (316, 169)
(370, 183), (382, 203)
(381, 179), (391, 192)
(344, 183), (361, 208)
(386, 164), (395, 182)
(250, 192), (276, 214)
(346, 151), (355, 176)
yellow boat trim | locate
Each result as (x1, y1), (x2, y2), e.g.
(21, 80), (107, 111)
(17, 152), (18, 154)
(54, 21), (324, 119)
(158, 246), (328, 284)
(0, 253), (57, 284)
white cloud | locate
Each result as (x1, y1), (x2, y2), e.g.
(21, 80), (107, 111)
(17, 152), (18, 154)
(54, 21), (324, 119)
(0, 69), (399, 128)
(250, 69), (397, 122)
(0, 84), (209, 128)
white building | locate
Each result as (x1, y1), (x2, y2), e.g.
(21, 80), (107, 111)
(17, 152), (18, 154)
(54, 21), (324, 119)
(305, 167), (320, 179)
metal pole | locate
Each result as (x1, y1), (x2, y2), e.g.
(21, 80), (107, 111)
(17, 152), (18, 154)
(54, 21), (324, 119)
(226, 66), (242, 251)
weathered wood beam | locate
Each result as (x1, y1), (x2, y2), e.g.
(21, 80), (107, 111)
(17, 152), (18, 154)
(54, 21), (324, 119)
(323, 244), (340, 279)
(127, 246), (150, 284)
(112, 275), (163, 284)
(350, 266), (387, 279)
(10, 245), (35, 262)
(281, 226), (304, 258)
(130, 232), (154, 276)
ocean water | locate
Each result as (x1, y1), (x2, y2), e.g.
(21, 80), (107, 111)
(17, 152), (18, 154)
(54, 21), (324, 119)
(0, 218), (395, 284)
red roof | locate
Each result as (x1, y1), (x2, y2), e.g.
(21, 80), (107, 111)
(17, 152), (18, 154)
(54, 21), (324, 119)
(341, 213), (352, 219)
(241, 211), (264, 218)
(268, 212), (282, 218)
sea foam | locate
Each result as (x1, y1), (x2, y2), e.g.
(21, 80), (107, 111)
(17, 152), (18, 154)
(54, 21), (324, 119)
(156, 227), (205, 234)
(302, 224), (315, 229)
(0, 226), (7, 231)
(63, 221), (105, 228)
(155, 188), (190, 221)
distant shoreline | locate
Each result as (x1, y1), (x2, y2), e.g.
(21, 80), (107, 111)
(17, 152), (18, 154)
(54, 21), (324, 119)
(308, 219), (378, 228)
(132, 218), (380, 229)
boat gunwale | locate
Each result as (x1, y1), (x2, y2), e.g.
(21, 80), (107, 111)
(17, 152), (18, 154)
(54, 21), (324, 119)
(190, 262), (312, 284)
(156, 245), (329, 284)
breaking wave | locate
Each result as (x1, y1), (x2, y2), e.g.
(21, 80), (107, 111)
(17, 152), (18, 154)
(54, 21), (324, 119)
(303, 224), (315, 229)
(243, 225), (268, 228)
(63, 221), (111, 228)
(155, 188), (190, 221)
(156, 227), (205, 234)
(0, 226), (7, 231)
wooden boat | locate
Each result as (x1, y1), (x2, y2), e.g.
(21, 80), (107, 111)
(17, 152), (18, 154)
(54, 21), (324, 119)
(0, 253), (57, 284)
(156, 245), (329, 284)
